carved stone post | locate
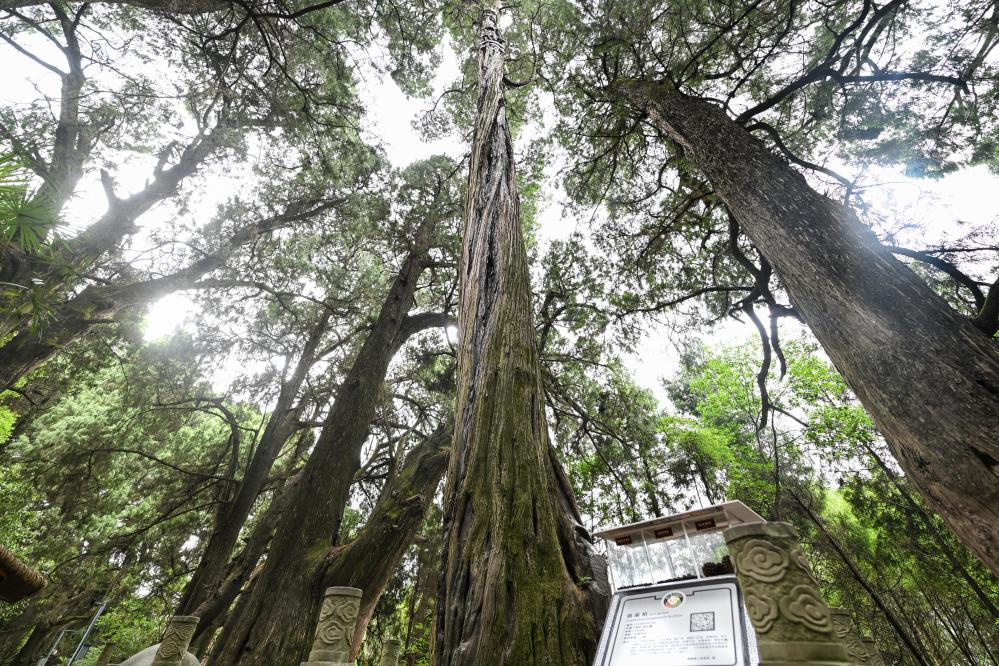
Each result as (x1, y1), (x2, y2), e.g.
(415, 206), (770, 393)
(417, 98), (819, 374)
(830, 608), (876, 665)
(860, 637), (887, 666)
(724, 522), (850, 665)
(150, 616), (199, 666)
(301, 586), (362, 666)
(378, 638), (402, 666)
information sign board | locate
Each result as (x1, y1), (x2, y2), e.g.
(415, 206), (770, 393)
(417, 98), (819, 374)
(593, 576), (757, 666)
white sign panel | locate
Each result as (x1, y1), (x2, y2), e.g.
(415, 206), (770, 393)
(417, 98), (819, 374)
(594, 578), (751, 666)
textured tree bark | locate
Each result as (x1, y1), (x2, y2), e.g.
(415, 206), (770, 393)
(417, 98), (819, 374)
(175, 313), (329, 617)
(433, 8), (609, 666)
(208, 219), (439, 665)
(190, 467), (308, 652)
(321, 422), (451, 660)
(0, 198), (324, 392)
(618, 80), (999, 575)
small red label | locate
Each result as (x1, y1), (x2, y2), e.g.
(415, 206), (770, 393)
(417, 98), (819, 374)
(654, 527), (673, 539)
(694, 518), (717, 530)
(615, 536), (633, 546)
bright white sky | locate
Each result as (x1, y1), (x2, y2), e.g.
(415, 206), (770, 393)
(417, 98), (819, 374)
(2, 20), (998, 407)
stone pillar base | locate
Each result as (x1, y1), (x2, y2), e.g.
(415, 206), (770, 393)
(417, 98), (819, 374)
(379, 638), (402, 666)
(759, 640), (850, 663)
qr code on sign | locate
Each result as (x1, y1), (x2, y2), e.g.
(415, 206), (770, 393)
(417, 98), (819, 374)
(690, 611), (715, 632)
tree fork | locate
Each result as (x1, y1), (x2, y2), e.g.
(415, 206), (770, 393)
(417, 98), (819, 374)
(207, 216), (441, 665)
(617, 79), (999, 576)
(433, 7), (608, 666)
(175, 312), (329, 618)
(321, 422), (452, 660)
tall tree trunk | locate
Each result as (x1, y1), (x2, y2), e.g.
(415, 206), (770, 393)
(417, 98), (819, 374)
(321, 422), (451, 660)
(175, 312), (329, 616)
(791, 488), (930, 666)
(208, 220), (439, 665)
(618, 80), (999, 575)
(433, 8), (609, 666)
(189, 469), (301, 648)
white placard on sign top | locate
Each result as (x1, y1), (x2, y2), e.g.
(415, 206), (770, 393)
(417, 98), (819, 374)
(593, 576), (754, 666)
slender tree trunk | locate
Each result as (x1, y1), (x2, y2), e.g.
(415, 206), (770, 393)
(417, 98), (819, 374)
(404, 524), (440, 666)
(956, 595), (999, 665)
(861, 441), (999, 620)
(881, 585), (940, 665)
(433, 8), (609, 666)
(637, 441), (664, 515)
(619, 80), (999, 575)
(791, 489), (930, 666)
(321, 423), (451, 660)
(921, 589), (975, 665)
(175, 313), (329, 616)
(208, 220), (439, 665)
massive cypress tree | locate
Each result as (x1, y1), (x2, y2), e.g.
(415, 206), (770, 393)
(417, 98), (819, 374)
(611, 81), (999, 576)
(433, 7), (609, 665)
(543, 0), (999, 577)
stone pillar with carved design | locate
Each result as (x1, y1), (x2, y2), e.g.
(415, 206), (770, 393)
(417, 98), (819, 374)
(301, 586), (362, 666)
(724, 522), (850, 665)
(860, 637), (887, 666)
(830, 608), (877, 665)
(378, 638), (402, 666)
(150, 616), (199, 666)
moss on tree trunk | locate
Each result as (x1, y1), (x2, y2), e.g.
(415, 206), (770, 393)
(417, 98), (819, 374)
(323, 423), (452, 660)
(208, 220), (439, 665)
(433, 7), (609, 666)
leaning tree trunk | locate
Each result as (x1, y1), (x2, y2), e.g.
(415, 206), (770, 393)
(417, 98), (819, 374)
(322, 422), (452, 660)
(0, 199), (315, 392)
(617, 80), (999, 575)
(433, 8), (609, 666)
(208, 220), (439, 665)
(175, 313), (329, 618)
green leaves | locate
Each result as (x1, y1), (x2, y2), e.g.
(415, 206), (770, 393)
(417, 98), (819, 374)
(0, 153), (50, 254)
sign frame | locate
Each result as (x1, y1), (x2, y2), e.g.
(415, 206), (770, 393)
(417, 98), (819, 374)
(592, 575), (756, 666)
